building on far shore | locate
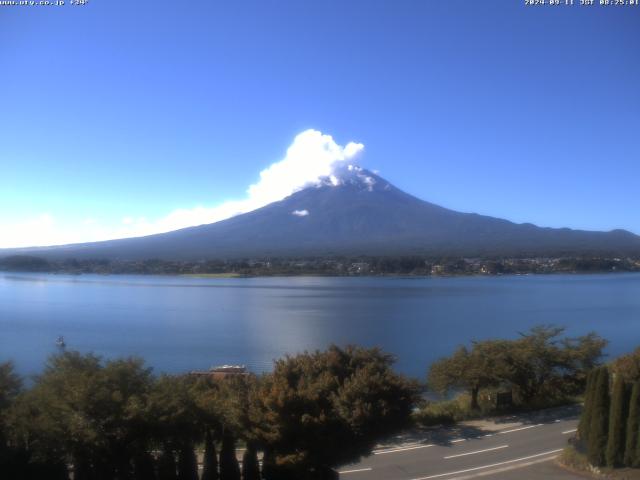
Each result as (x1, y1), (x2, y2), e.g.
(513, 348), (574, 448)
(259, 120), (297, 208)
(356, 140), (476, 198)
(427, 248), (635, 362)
(189, 365), (249, 380)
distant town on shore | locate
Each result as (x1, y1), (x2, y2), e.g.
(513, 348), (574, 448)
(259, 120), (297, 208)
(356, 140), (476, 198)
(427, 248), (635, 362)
(1, 254), (639, 277)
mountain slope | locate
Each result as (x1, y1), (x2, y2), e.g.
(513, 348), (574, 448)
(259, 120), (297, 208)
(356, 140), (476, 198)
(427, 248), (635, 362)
(5, 167), (640, 260)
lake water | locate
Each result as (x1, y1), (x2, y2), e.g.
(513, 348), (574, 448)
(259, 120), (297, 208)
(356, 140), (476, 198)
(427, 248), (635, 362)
(1, 272), (639, 378)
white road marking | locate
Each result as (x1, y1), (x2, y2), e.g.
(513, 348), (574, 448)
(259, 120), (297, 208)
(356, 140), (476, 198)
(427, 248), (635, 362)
(409, 449), (564, 480)
(447, 455), (559, 480)
(373, 441), (421, 452)
(498, 424), (543, 434)
(562, 428), (577, 434)
(444, 445), (509, 459)
(338, 467), (373, 474)
(451, 439), (467, 443)
(373, 444), (434, 455)
(482, 434), (493, 438)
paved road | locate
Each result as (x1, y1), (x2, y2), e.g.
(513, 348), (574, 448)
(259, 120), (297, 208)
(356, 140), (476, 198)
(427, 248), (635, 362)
(339, 407), (582, 480)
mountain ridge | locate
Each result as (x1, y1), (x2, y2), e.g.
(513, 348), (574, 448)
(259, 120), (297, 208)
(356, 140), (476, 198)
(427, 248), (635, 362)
(3, 166), (640, 260)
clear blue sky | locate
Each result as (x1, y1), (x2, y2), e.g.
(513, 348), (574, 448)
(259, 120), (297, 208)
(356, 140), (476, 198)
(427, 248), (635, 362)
(1, 0), (639, 247)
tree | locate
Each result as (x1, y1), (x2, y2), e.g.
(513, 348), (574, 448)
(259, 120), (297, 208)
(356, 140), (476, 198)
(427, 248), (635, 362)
(132, 451), (156, 480)
(177, 444), (198, 480)
(0, 361), (26, 479)
(203, 374), (262, 480)
(241, 444), (260, 480)
(505, 326), (604, 403)
(17, 351), (154, 480)
(219, 431), (241, 480)
(25, 351), (104, 478)
(624, 382), (640, 467)
(261, 449), (277, 480)
(254, 345), (420, 479)
(428, 343), (505, 410)
(4, 386), (71, 479)
(612, 348), (640, 383)
(588, 367), (610, 467)
(577, 369), (597, 446)
(146, 374), (204, 473)
(606, 374), (629, 467)
(428, 326), (606, 409)
(201, 430), (219, 480)
(0, 361), (21, 416)
(157, 448), (178, 480)
(561, 332), (608, 393)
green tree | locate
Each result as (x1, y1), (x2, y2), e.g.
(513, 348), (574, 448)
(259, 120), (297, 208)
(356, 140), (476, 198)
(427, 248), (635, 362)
(606, 374), (629, 467)
(561, 332), (608, 393)
(0, 361), (21, 416)
(624, 382), (640, 467)
(612, 348), (640, 383)
(428, 342), (506, 410)
(177, 444), (198, 480)
(429, 326), (606, 409)
(261, 449), (277, 480)
(201, 430), (219, 480)
(0, 361), (27, 479)
(219, 431), (241, 480)
(146, 374), (204, 470)
(241, 444), (260, 480)
(132, 451), (156, 480)
(204, 374), (262, 480)
(254, 345), (420, 479)
(18, 351), (154, 479)
(157, 448), (178, 480)
(588, 367), (610, 467)
(577, 369), (597, 446)
(505, 326), (604, 403)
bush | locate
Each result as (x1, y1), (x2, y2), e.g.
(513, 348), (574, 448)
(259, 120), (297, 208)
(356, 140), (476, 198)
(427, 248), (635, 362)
(413, 396), (471, 426)
(560, 445), (591, 471)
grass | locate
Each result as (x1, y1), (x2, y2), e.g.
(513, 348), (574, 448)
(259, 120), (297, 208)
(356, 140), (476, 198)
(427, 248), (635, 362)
(181, 273), (246, 278)
(412, 393), (486, 426)
(558, 446), (640, 480)
(559, 446), (592, 472)
(413, 391), (583, 427)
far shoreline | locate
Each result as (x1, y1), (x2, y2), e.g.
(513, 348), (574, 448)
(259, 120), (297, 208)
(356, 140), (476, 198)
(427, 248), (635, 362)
(1, 253), (639, 279)
(3, 269), (640, 281)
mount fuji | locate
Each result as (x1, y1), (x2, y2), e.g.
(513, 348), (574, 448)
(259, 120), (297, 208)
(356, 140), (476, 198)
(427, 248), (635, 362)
(4, 166), (640, 260)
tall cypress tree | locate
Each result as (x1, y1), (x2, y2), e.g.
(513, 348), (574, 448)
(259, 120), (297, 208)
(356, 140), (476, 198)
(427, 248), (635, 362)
(177, 444), (199, 480)
(241, 444), (260, 480)
(588, 367), (610, 467)
(578, 369), (597, 446)
(133, 451), (157, 480)
(201, 431), (219, 480)
(73, 456), (93, 480)
(606, 375), (629, 467)
(157, 448), (178, 480)
(636, 419), (640, 471)
(219, 432), (241, 480)
(624, 382), (640, 468)
(261, 449), (277, 480)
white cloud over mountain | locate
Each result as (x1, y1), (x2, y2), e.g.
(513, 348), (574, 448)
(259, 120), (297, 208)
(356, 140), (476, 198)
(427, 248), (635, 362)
(1, 129), (363, 248)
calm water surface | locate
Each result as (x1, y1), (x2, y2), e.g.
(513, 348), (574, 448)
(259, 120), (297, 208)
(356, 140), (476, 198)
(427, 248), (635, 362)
(1, 273), (639, 378)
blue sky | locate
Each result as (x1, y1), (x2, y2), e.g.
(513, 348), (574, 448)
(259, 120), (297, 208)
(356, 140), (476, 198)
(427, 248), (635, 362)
(1, 0), (639, 247)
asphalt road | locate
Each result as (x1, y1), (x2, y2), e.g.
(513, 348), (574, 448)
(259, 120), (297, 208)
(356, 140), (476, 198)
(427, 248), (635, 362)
(339, 408), (581, 480)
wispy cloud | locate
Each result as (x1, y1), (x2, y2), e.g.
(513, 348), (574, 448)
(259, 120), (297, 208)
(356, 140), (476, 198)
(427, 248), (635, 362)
(0, 129), (363, 248)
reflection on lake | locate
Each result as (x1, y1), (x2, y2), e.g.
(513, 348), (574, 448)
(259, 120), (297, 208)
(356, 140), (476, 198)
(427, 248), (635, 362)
(1, 273), (639, 378)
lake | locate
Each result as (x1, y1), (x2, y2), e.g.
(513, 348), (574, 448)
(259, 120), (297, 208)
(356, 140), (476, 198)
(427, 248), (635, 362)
(1, 272), (639, 378)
